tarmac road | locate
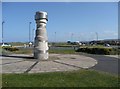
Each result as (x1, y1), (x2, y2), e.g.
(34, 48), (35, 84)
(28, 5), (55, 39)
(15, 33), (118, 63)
(85, 54), (119, 75)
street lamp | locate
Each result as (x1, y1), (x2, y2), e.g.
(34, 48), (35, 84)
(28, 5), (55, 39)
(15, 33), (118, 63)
(55, 32), (56, 43)
(32, 28), (35, 43)
(71, 33), (74, 42)
(29, 22), (32, 47)
(2, 21), (5, 44)
(95, 32), (98, 41)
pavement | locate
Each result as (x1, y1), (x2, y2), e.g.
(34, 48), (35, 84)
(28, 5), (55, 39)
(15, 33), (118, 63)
(1, 54), (97, 73)
(105, 55), (119, 58)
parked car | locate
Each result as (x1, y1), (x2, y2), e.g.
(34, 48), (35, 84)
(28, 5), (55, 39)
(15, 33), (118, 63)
(104, 43), (110, 47)
(0, 43), (12, 47)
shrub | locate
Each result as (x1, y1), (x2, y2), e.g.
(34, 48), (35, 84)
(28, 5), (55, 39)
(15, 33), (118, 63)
(76, 47), (113, 55)
(3, 47), (19, 51)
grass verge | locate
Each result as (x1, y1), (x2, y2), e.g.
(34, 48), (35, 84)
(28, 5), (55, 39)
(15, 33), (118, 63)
(2, 70), (119, 87)
(49, 49), (75, 54)
(2, 47), (76, 54)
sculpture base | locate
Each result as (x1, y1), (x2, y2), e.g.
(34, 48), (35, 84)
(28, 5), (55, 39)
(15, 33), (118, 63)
(34, 51), (49, 60)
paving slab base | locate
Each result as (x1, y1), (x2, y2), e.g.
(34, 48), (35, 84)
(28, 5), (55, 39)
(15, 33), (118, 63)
(1, 54), (97, 73)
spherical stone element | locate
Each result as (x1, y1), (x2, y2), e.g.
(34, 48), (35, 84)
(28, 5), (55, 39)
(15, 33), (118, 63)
(34, 11), (49, 60)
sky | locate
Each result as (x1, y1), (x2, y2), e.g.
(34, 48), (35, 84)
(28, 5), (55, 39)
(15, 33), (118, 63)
(1, 2), (118, 42)
(2, 0), (120, 2)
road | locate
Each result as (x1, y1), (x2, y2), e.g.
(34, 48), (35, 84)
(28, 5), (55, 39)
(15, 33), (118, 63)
(84, 54), (119, 75)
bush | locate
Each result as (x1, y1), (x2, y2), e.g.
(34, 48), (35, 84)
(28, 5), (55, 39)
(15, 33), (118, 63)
(76, 47), (113, 55)
(3, 47), (19, 51)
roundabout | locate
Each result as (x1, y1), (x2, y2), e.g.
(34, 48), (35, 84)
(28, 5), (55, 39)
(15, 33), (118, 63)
(1, 54), (97, 73)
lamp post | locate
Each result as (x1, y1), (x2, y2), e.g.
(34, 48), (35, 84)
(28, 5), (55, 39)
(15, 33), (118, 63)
(71, 33), (74, 42)
(2, 21), (5, 44)
(29, 22), (32, 47)
(95, 32), (98, 41)
(32, 28), (35, 43)
(55, 32), (56, 43)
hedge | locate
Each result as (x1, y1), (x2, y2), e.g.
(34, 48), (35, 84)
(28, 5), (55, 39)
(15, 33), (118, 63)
(2, 47), (19, 51)
(76, 47), (118, 55)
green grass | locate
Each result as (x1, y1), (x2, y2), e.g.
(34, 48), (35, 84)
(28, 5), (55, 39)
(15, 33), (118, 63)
(2, 70), (119, 87)
(1, 47), (76, 54)
(1, 47), (33, 54)
(13, 48), (33, 54)
(14, 48), (75, 54)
